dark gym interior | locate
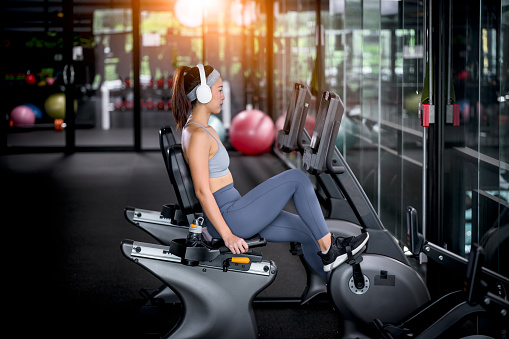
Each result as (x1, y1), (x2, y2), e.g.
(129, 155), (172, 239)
(1, 1), (508, 338)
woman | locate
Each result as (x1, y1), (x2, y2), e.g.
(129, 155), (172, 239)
(171, 64), (368, 280)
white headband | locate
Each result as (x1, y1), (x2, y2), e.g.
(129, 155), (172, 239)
(186, 68), (221, 102)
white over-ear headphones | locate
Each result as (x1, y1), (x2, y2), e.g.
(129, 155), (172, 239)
(196, 64), (212, 104)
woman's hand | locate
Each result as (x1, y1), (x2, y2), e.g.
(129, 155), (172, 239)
(223, 234), (249, 254)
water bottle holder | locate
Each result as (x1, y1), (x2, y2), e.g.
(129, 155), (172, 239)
(170, 238), (222, 264)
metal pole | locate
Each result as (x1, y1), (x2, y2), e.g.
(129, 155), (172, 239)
(422, 0), (428, 239)
(266, 0), (274, 119)
(447, 0), (452, 103)
(132, 0), (141, 150)
(64, 0), (75, 152)
(429, 0), (433, 106)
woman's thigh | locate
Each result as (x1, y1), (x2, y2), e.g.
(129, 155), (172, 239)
(222, 170), (304, 236)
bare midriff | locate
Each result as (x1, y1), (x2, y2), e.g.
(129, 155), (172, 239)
(210, 172), (234, 193)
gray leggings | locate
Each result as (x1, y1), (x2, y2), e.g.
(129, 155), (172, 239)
(204, 169), (330, 280)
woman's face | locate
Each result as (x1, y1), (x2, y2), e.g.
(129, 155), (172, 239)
(207, 77), (225, 114)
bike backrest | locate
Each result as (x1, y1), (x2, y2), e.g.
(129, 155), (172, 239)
(159, 126), (202, 220)
(159, 126), (178, 170)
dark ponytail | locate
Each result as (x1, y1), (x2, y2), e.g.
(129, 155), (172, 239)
(172, 66), (191, 130)
(171, 65), (215, 130)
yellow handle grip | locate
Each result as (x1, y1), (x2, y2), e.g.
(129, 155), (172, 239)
(231, 257), (250, 264)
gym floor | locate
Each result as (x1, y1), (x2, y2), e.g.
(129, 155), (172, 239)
(2, 148), (341, 338)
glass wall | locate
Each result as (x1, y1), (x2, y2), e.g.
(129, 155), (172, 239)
(274, 0), (426, 239)
(273, 1), (317, 111)
(1, 0), (269, 151)
(136, 0), (267, 148)
(273, 0), (507, 279)
(3, 0), (69, 148)
(2, 0), (135, 150)
(443, 0), (508, 277)
(138, 7), (192, 149)
(325, 0), (426, 243)
(77, 6), (134, 147)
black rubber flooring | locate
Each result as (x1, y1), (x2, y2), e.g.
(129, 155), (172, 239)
(1, 150), (339, 338)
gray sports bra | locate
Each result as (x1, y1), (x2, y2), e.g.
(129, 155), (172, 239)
(184, 122), (231, 178)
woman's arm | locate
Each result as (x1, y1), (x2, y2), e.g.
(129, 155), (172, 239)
(186, 130), (248, 254)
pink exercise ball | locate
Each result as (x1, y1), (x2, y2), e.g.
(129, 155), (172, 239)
(10, 105), (36, 126)
(230, 109), (275, 155)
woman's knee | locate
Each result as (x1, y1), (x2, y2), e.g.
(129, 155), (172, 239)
(282, 168), (310, 182)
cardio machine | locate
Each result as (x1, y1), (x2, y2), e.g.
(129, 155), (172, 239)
(121, 84), (433, 338)
(288, 85), (509, 338)
(277, 85), (430, 337)
(372, 207), (509, 339)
